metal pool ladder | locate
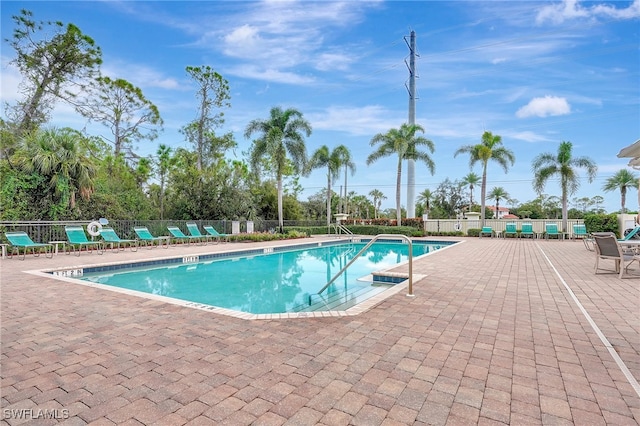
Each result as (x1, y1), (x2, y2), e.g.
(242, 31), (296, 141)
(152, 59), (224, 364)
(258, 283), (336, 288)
(316, 234), (414, 298)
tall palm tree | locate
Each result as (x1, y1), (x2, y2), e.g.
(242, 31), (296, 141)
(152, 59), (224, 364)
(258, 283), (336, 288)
(488, 187), (510, 219)
(367, 123), (435, 226)
(334, 145), (356, 214)
(307, 145), (343, 227)
(16, 127), (96, 210)
(461, 172), (481, 213)
(602, 169), (638, 213)
(417, 189), (433, 220)
(244, 106), (311, 232)
(454, 131), (515, 228)
(532, 141), (597, 232)
(369, 189), (385, 219)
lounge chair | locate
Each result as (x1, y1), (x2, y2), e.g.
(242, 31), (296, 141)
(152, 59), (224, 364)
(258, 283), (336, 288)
(186, 222), (215, 244)
(204, 225), (229, 242)
(572, 223), (593, 249)
(4, 231), (53, 260)
(100, 228), (138, 252)
(521, 223), (535, 239)
(620, 226), (640, 241)
(572, 224), (588, 240)
(167, 226), (203, 245)
(504, 222), (518, 238)
(133, 226), (169, 248)
(65, 225), (104, 256)
(592, 232), (639, 278)
(545, 223), (564, 240)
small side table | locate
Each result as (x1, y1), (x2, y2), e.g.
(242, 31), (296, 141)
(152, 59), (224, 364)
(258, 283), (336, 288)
(0, 243), (9, 259)
(157, 236), (171, 248)
(49, 241), (68, 255)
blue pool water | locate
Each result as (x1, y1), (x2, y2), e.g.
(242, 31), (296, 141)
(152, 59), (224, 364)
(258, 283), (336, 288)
(78, 240), (453, 314)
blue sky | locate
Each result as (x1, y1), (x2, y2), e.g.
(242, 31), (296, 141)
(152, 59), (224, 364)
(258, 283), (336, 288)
(2, 0), (639, 214)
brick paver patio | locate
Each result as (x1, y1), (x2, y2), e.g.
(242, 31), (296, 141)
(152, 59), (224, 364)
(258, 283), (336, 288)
(1, 236), (639, 425)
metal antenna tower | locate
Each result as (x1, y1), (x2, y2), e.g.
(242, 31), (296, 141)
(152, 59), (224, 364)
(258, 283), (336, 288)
(404, 30), (418, 218)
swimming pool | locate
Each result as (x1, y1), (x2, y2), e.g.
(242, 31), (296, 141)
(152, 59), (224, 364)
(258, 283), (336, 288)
(47, 239), (456, 318)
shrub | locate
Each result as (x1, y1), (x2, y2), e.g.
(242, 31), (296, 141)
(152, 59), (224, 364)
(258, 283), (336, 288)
(285, 225), (424, 237)
(584, 213), (618, 234)
(467, 228), (481, 237)
(424, 231), (464, 237)
(228, 232), (307, 242)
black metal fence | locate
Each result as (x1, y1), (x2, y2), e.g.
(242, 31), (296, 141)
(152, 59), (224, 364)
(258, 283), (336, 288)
(0, 219), (329, 243)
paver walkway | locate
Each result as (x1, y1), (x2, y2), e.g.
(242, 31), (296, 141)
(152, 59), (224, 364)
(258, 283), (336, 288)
(1, 236), (639, 425)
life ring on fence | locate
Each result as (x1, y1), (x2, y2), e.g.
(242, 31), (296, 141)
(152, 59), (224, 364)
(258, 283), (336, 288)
(454, 222), (462, 231)
(87, 221), (103, 236)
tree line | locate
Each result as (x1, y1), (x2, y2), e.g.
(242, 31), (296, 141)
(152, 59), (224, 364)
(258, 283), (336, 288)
(2, 10), (637, 232)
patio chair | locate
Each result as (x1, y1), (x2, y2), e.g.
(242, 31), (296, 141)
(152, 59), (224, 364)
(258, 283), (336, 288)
(186, 222), (214, 244)
(167, 226), (203, 245)
(545, 223), (564, 240)
(65, 226), (104, 256)
(133, 226), (169, 248)
(204, 225), (229, 242)
(521, 223), (535, 239)
(100, 228), (138, 252)
(4, 231), (53, 260)
(504, 222), (518, 238)
(592, 232), (639, 278)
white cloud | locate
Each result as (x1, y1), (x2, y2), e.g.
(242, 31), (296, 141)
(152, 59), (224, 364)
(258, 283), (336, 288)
(315, 53), (353, 72)
(507, 131), (552, 143)
(536, 0), (640, 24)
(309, 105), (403, 136)
(224, 65), (316, 85)
(0, 57), (22, 104)
(102, 63), (180, 90)
(516, 96), (571, 118)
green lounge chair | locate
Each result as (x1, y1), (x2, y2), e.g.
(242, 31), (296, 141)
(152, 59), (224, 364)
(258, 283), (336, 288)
(504, 222), (518, 238)
(204, 225), (229, 242)
(521, 223), (535, 239)
(100, 228), (138, 252)
(572, 224), (594, 250)
(545, 223), (564, 240)
(573, 224), (588, 239)
(167, 226), (202, 245)
(133, 226), (169, 248)
(65, 225), (104, 256)
(186, 222), (214, 244)
(620, 226), (640, 241)
(4, 231), (53, 260)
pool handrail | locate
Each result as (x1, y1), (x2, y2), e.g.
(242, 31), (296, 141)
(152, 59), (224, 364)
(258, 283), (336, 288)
(317, 234), (414, 298)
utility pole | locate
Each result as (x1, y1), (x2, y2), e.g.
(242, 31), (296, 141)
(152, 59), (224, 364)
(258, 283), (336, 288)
(405, 30), (417, 218)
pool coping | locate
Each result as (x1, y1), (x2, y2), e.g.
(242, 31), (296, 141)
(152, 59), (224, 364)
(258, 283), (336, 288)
(25, 237), (462, 320)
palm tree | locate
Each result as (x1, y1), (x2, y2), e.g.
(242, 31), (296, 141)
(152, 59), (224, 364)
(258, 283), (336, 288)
(532, 141), (597, 232)
(461, 172), (481, 213)
(16, 127), (96, 211)
(369, 189), (385, 219)
(244, 106), (311, 232)
(488, 187), (510, 219)
(334, 145), (356, 214)
(367, 123), (435, 226)
(351, 194), (369, 218)
(417, 189), (433, 220)
(307, 145), (343, 227)
(454, 131), (514, 228)
(602, 169), (638, 213)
